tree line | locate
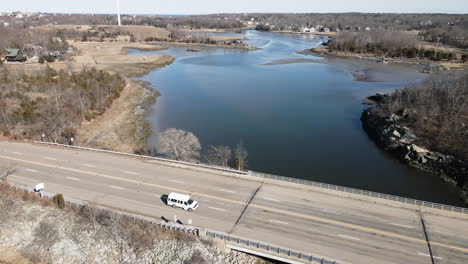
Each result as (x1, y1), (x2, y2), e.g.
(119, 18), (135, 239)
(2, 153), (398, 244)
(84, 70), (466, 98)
(0, 66), (126, 143)
(380, 73), (468, 160)
(328, 31), (460, 61)
(154, 128), (249, 171)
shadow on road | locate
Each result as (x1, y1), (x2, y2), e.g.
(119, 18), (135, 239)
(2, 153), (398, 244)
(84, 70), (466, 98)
(160, 194), (168, 205)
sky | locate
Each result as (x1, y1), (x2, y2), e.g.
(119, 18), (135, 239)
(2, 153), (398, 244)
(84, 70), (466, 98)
(3, 0), (468, 14)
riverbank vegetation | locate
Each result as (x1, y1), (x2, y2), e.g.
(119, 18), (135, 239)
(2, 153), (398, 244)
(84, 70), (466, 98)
(0, 66), (125, 143)
(328, 31), (461, 61)
(156, 128), (249, 170)
(378, 73), (468, 160)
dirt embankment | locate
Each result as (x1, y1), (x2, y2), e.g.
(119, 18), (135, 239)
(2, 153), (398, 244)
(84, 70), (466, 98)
(65, 41), (174, 153)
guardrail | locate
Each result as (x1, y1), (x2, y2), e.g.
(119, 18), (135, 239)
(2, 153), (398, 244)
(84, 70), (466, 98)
(10, 183), (333, 263)
(33, 141), (248, 175)
(32, 141), (466, 215)
(10, 184), (200, 236)
(206, 230), (338, 264)
(249, 171), (467, 214)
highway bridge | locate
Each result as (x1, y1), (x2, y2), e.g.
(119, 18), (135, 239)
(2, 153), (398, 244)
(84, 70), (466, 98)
(0, 141), (467, 264)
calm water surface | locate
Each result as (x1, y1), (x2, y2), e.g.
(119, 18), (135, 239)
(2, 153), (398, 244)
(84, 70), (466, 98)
(131, 30), (464, 206)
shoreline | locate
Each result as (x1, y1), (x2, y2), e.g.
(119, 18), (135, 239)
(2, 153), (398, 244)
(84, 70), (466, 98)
(300, 46), (467, 72)
(297, 48), (427, 82)
(361, 104), (468, 203)
(69, 41), (175, 153)
(269, 29), (336, 37)
(148, 40), (259, 51)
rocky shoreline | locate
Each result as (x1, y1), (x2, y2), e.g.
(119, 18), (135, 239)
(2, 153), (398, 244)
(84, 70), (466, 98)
(361, 94), (468, 203)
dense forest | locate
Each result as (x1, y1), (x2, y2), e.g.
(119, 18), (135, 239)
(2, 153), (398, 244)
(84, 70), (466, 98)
(0, 66), (126, 143)
(380, 73), (468, 160)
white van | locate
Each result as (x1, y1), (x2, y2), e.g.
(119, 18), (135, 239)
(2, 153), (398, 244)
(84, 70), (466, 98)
(167, 192), (199, 211)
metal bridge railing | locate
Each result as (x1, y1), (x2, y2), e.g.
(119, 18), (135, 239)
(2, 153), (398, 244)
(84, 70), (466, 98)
(32, 141), (466, 215)
(248, 171), (467, 214)
(206, 230), (338, 264)
(33, 141), (248, 175)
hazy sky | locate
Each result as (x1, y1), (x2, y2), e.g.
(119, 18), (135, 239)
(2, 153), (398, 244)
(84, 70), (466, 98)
(3, 0), (468, 14)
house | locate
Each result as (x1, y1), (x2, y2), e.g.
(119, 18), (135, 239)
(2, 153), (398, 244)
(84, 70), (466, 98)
(2, 48), (26, 62)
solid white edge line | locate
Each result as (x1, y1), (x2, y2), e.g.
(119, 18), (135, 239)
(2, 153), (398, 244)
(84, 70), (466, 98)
(25, 169), (38, 173)
(66, 176), (80, 181)
(45, 157), (57, 161)
(208, 206), (227, 212)
(110, 185), (124, 190)
(124, 171), (138, 175)
(390, 223), (414, 229)
(338, 234), (361, 241)
(220, 189), (235, 193)
(83, 164), (96, 168)
(269, 219), (289, 225)
(11, 152), (22, 155)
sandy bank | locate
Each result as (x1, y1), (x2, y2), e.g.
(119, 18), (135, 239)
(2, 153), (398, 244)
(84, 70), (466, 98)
(67, 41), (174, 153)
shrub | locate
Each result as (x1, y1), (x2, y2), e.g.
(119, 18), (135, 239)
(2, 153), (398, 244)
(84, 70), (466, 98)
(53, 193), (65, 209)
(184, 250), (205, 264)
(44, 55), (55, 63)
(38, 57), (44, 64)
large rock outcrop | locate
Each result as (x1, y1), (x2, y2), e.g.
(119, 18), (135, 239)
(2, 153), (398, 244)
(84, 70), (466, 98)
(361, 104), (468, 203)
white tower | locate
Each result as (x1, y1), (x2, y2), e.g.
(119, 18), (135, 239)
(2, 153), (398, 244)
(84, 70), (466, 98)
(117, 0), (121, 26)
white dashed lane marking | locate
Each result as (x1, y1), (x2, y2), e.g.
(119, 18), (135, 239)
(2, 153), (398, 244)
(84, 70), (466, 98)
(269, 219), (289, 225)
(208, 206), (227, 212)
(390, 223), (414, 229)
(263, 197), (280, 202)
(220, 189), (235, 194)
(169, 180), (185, 184)
(418, 252), (443, 260)
(338, 234), (360, 241)
(322, 209), (341, 214)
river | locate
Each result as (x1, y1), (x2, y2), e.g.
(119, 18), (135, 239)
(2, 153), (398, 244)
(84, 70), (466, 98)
(130, 30), (464, 206)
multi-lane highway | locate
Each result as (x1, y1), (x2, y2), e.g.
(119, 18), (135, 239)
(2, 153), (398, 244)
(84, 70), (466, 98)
(0, 141), (467, 264)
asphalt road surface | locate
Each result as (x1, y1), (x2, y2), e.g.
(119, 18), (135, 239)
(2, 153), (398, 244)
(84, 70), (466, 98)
(1, 141), (467, 264)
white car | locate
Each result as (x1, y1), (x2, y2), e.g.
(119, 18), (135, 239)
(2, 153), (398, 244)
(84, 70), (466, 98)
(167, 192), (198, 211)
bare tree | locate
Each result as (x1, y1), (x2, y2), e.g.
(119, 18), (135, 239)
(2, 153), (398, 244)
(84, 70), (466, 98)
(33, 222), (59, 251)
(158, 128), (201, 162)
(234, 142), (248, 171)
(204, 145), (232, 167)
